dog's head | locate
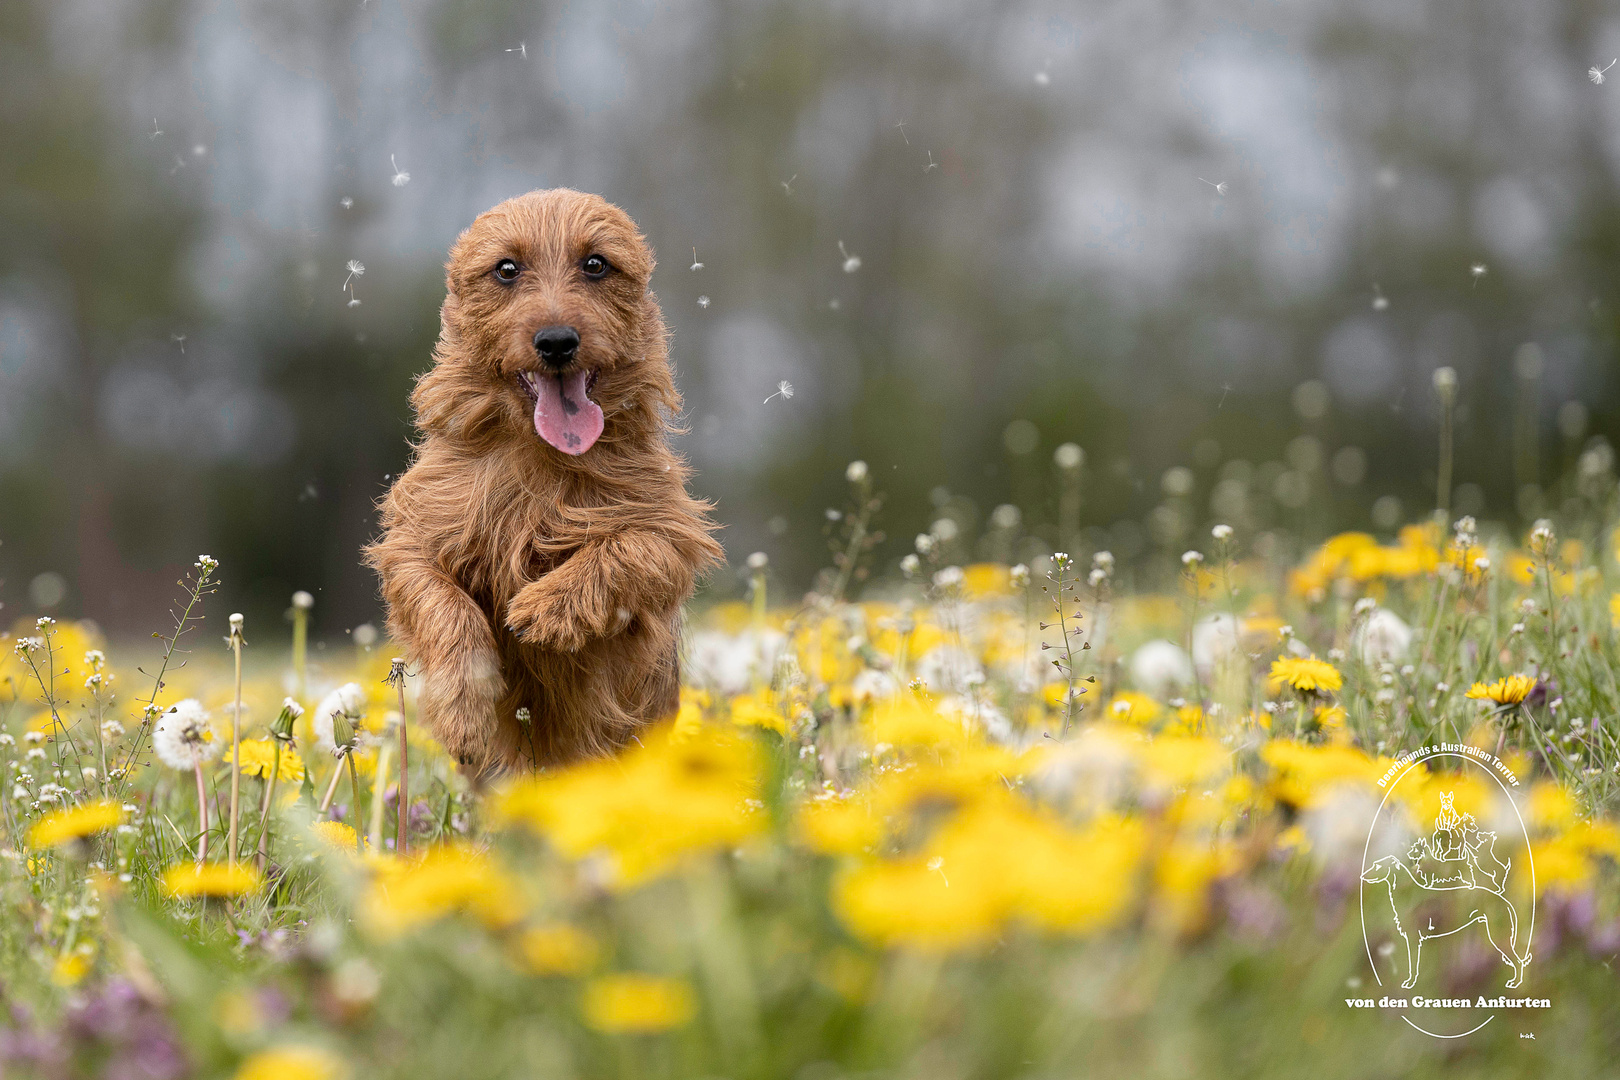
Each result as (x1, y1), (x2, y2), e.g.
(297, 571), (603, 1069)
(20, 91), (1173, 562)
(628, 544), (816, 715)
(425, 189), (673, 456)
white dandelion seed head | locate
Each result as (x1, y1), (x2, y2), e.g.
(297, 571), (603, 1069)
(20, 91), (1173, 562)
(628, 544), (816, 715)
(340, 196), (354, 209)
(1470, 263), (1487, 278)
(697, 295), (710, 308)
(777, 380), (793, 398)
(1372, 295), (1389, 311)
(746, 551), (769, 571)
(152, 699), (220, 770)
(314, 682), (369, 753)
(346, 260), (364, 276)
(846, 460), (868, 484)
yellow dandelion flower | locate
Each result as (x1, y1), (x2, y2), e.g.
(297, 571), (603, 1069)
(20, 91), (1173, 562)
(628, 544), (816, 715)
(581, 974), (696, 1033)
(728, 692), (787, 735)
(311, 820), (362, 852)
(236, 739), (304, 782)
(362, 844), (523, 934)
(1267, 656), (1342, 695)
(162, 862), (262, 898)
(1464, 675), (1535, 706)
(233, 1045), (347, 1080)
(51, 951), (91, 986)
(1104, 692), (1162, 725)
(28, 800), (124, 849)
(961, 563), (1012, 598)
(520, 923), (599, 975)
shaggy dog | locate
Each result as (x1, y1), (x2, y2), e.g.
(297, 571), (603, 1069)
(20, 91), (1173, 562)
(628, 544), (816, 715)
(365, 189), (722, 773)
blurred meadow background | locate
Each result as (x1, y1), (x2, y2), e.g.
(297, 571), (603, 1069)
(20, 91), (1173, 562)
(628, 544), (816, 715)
(5, 0), (1620, 629)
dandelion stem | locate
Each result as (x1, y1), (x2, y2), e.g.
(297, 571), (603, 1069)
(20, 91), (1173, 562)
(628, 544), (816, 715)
(397, 707), (410, 856)
(227, 616), (244, 864)
(256, 741), (280, 872)
(318, 758), (345, 815)
(193, 759), (209, 864)
(347, 752), (364, 854)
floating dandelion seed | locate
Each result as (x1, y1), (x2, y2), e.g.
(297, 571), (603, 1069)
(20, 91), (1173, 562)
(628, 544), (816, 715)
(764, 381), (794, 404)
(894, 119), (909, 145)
(1198, 177), (1227, 196)
(927, 855), (949, 885)
(780, 174), (797, 196)
(690, 248), (703, 271)
(1470, 263), (1488, 286)
(506, 41), (528, 59)
(838, 241), (861, 273)
(171, 333), (187, 354)
(1372, 283), (1389, 311)
(390, 155), (410, 187)
(344, 260), (365, 306)
(1591, 59), (1616, 84)
(924, 151), (939, 172)
(1033, 70), (1051, 86)
(150, 118), (162, 139)
(697, 295), (710, 308)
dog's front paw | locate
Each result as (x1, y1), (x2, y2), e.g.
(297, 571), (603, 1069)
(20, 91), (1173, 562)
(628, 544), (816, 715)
(505, 578), (607, 652)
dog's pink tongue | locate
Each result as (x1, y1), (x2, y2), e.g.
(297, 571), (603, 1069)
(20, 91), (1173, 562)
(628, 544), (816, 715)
(533, 370), (604, 455)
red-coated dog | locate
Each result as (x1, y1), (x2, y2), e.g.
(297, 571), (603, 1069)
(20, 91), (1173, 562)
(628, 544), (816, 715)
(365, 189), (722, 773)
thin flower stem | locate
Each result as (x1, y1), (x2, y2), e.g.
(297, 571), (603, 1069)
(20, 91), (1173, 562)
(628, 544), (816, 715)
(193, 758), (209, 864)
(256, 742), (281, 871)
(228, 623), (243, 864)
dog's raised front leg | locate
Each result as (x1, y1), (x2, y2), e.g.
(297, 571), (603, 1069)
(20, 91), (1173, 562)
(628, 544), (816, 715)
(376, 550), (504, 769)
(505, 529), (702, 653)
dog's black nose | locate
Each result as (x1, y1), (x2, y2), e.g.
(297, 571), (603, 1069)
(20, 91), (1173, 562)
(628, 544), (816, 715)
(533, 325), (580, 367)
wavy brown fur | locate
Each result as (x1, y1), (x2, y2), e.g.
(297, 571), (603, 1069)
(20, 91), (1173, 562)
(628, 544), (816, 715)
(364, 189), (723, 774)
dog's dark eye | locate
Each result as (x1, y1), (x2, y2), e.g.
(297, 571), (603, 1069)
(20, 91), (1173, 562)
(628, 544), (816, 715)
(581, 255), (609, 280)
(493, 259), (520, 283)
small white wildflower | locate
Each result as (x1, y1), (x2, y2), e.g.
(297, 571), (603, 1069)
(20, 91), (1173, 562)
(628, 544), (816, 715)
(0, 734), (12, 746)
(932, 566), (965, 591)
(1278, 624), (1294, 639)
(846, 460), (868, 484)
(11, 785), (26, 801)
(35, 616), (55, 631)
(914, 533), (936, 555)
(1211, 524), (1233, 542)
(1432, 366), (1457, 394)
(900, 554), (921, 576)
(1088, 568), (1106, 587)
(1511, 622), (1526, 635)
(195, 554), (218, 574)
(1009, 564), (1030, 588)
(1353, 597), (1377, 616)
(1473, 556), (1490, 573)
(1181, 550), (1204, 567)
(23, 732), (44, 745)
(746, 551), (769, 571)
(1327, 648), (1345, 662)
(515, 707), (531, 725)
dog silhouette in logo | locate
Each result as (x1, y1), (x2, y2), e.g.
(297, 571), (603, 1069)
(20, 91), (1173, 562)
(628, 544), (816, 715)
(1362, 792), (1530, 989)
